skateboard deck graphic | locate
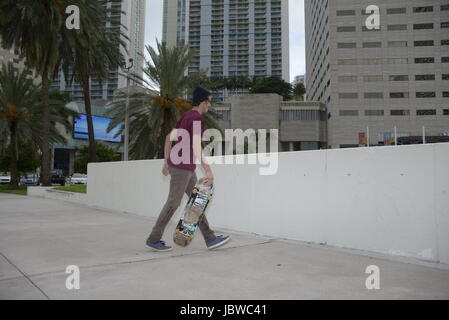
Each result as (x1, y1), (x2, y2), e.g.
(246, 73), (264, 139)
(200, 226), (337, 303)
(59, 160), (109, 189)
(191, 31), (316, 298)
(173, 179), (214, 247)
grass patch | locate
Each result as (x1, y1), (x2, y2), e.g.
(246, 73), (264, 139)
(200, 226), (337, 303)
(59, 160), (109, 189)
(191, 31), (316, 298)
(0, 185), (27, 196)
(53, 185), (87, 194)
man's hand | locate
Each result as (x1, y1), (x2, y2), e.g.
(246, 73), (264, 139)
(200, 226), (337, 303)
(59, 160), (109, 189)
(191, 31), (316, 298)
(162, 162), (170, 176)
(204, 170), (214, 186)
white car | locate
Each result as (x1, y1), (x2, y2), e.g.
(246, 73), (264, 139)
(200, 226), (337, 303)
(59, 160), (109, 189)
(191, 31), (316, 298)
(70, 173), (88, 185)
(0, 173), (11, 185)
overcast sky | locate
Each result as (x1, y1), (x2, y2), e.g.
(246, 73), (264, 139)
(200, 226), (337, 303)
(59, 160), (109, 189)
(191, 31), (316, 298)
(144, 0), (305, 82)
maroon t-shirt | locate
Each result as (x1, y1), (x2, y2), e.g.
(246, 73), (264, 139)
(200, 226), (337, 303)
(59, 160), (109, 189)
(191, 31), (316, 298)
(167, 110), (205, 171)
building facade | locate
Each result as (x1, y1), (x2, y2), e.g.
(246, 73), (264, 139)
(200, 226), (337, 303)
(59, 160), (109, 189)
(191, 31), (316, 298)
(163, 0), (290, 100)
(293, 75), (305, 86)
(50, 0), (146, 102)
(214, 94), (327, 152)
(305, 0), (449, 148)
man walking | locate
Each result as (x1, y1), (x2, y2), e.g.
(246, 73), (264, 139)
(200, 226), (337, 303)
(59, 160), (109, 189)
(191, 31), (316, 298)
(146, 87), (232, 252)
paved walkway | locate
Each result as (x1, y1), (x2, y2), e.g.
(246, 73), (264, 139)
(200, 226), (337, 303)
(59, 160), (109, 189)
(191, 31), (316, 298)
(1, 193), (448, 300)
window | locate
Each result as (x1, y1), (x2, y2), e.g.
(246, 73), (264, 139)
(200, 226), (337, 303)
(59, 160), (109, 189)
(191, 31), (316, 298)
(361, 58), (382, 65)
(280, 110), (324, 121)
(442, 22), (449, 28)
(415, 75), (435, 81)
(415, 57), (434, 63)
(413, 23), (434, 30)
(339, 110), (359, 116)
(442, 40), (449, 46)
(442, 5), (449, 11)
(364, 92), (384, 99)
(339, 93), (358, 99)
(387, 8), (406, 14)
(413, 6), (433, 13)
(442, 57), (449, 63)
(338, 75), (358, 82)
(414, 40), (434, 46)
(364, 75), (383, 82)
(365, 110), (384, 116)
(444, 109), (449, 115)
(338, 59), (357, 65)
(391, 110), (410, 116)
(361, 9), (371, 15)
(444, 92), (449, 98)
(388, 41), (407, 47)
(337, 10), (355, 16)
(389, 75), (409, 81)
(417, 110), (437, 116)
(362, 26), (381, 31)
(385, 58), (408, 64)
(416, 92), (436, 98)
(443, 74), (449, 80)
(340, 144), (359, 148)
(363, 42), (382, 48)
(338, 42), (356, 48)
(388, 24), (407, 31)
(390, 92), (409, 98)
(337, 26), (356, 32)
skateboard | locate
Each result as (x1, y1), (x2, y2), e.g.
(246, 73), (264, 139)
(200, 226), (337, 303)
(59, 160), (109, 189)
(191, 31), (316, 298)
(173, 178), (214, 247)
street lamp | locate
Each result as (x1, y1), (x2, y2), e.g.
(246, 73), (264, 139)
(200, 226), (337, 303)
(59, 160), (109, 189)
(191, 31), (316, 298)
(124, 58), (134, 161)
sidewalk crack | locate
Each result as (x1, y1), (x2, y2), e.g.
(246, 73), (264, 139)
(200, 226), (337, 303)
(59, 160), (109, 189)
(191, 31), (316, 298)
(0, 252), (51, 300)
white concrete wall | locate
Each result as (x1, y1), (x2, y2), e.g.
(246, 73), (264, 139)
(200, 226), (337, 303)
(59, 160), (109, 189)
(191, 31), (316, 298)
(87, 143), (449, 265)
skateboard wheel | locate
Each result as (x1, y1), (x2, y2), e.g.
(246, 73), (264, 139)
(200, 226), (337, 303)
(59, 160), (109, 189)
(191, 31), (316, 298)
(192, 189), (198, 194)
(207, 195), (212, 201)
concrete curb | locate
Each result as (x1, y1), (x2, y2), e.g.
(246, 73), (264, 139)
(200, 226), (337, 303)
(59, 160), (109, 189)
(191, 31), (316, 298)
(27, 186), (88, 205)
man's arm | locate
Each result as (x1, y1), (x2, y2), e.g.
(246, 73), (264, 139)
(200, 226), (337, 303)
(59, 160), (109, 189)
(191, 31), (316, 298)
(162, 129), (176, 176)
(193, 133), (214, 185)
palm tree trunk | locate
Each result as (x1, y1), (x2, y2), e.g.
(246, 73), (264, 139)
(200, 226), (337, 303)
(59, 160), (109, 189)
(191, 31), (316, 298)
(9, 121), (19, 190)
(81, 76), (97, 163)
(41, 68), (52, 186)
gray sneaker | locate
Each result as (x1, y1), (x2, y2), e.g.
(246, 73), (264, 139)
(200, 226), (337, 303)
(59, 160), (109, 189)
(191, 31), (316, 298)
(206, 235), (232, 250)
(146, 240), (173, 252)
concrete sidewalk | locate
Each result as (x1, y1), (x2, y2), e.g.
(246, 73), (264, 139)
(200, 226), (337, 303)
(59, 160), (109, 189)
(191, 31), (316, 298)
(1, 193), (448, 300)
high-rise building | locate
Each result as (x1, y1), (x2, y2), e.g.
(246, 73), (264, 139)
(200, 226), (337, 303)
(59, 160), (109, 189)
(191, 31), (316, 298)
(0, 47), (25, 70)
(293, 75), (305, 86)
(163, 0), (290, 100)
(50, 0), (146, 101)
(305, 0), (449, 148)
(0, 46), (41, 84)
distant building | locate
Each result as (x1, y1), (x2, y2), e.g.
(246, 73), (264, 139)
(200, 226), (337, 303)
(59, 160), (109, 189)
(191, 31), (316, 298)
(52, 85), (158, 175)
(215, 94), (328, 152)
(293, 75), (305, 86)
(0, 45), (41, 83)
(50, 0), (147, 102)
(305, 0), (449, 149)
(163, 0), (290, 101)
(52, 101), (124, 175)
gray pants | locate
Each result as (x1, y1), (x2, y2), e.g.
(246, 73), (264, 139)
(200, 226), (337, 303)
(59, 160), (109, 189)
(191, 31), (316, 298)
(148, 166), (216, 244)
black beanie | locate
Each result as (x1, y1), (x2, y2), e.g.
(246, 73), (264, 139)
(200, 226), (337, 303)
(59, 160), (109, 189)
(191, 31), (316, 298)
(192, 86), (211, 106)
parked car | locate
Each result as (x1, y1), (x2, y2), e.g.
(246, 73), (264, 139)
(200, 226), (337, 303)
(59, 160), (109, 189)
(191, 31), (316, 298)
(20, 173), (40, 186)
(0, 173), (11, 185)
(70, 173), (88, 185)
(51, 169), (66, 186)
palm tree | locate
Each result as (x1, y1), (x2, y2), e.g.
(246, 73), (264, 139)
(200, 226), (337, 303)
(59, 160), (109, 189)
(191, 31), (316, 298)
(58, 0), (126, 163)
(0, 63), (76, 189)
(0, 0), (90, 186)
(106, 41), (223, 160)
